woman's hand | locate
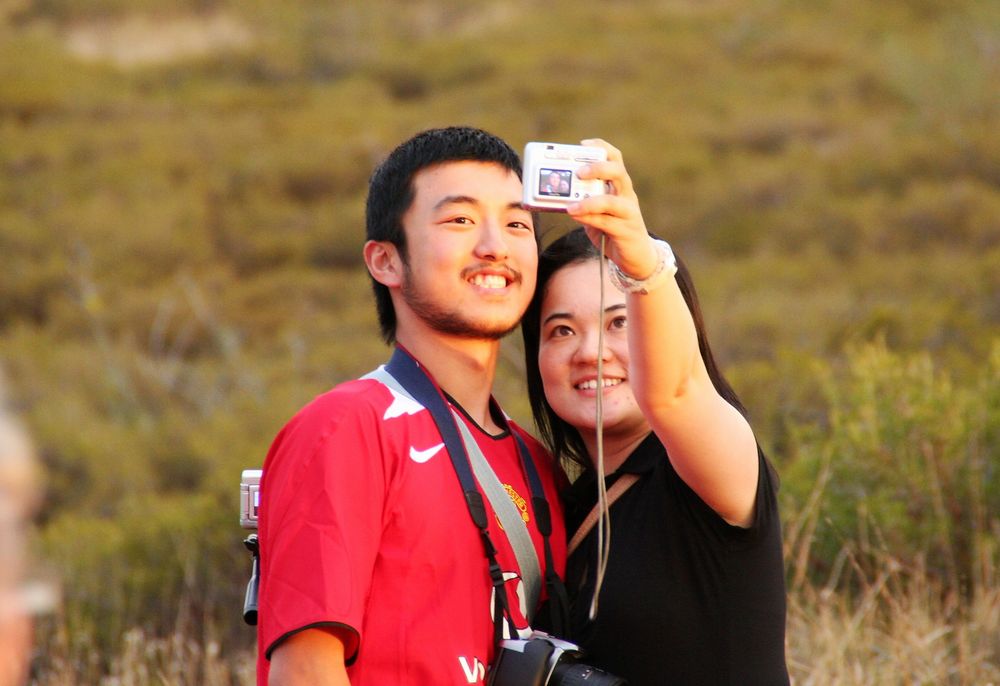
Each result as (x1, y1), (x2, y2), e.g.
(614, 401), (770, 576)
(566, 138), (659, 279)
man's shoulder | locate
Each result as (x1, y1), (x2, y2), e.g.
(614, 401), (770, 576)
(306, 373), (393, 408)
(264, 371), (428, 474)
(283, 374), (396, 431)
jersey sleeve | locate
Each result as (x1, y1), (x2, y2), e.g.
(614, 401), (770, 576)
(257, 383), (391, 663)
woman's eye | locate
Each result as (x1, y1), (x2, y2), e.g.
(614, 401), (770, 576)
(550, 324), (573, 338)
(610, 316), (628, 330)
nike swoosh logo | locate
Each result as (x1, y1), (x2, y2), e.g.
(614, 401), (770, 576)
(409, 443), (445, 463)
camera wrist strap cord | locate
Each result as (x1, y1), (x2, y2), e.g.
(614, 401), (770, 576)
(590, 233), (612, 620)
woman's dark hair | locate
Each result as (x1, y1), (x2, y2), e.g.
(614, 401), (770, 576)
(365, 126), (523, 344)
(521, 228), (748, 472)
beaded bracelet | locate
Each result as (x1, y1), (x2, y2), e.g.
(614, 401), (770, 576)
(607, 238), (678, 295)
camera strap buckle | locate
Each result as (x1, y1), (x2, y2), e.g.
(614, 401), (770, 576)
(242, 533), (260, 626)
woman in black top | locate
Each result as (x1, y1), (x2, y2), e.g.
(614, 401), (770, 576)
(522, 140), (789, 685)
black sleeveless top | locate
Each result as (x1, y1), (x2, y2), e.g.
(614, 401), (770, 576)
(562, 433), (789, 686)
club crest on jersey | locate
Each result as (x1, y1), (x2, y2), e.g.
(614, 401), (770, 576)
(504, 483), (530, 523)
(496, 483), (530, 530)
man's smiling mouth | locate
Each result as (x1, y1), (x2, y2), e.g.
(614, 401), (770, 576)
(469, 274), (510, 289)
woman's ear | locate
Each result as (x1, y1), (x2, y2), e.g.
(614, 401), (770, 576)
(363, 240), (403, 288)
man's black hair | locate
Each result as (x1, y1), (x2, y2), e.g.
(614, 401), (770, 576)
(365, 126), (523, 343)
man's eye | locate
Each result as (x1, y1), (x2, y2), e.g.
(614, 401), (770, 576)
(509, 220), (534, 231)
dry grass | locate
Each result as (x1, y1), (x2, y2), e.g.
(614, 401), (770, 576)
(787, 557), (1000, 685)
(33, 625), (256, 686)
(29, 567), (999, 685)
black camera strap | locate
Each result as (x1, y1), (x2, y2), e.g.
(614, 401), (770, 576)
(381, 346), (568, 642)
(509, 430), (570, 638)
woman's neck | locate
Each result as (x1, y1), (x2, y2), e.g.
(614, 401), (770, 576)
(583, 429), (650, 476)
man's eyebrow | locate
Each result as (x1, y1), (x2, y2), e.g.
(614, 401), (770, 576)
(433, 195), (478, 210)
(432, 197), (528, 212)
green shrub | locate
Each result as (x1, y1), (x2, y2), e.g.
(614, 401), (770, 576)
(783, 339), (1000, 592)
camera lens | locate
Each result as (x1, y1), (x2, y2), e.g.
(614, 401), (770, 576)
(550, 660), (628, 686)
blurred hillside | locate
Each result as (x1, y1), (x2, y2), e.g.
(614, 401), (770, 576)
(1, 0), (998, 680)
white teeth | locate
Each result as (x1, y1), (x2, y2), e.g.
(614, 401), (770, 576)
(470, 274), (508, 289)
(575, 378), (622, 391)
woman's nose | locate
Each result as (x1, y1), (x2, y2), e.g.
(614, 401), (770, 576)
(572, 329), (612, 365)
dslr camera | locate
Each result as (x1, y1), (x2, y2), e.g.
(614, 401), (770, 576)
(522, 142), (609, 212)
(239, 469), (262, 625)
(488, 631), (626, 686)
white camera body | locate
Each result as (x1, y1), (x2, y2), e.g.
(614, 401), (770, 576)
(522, 142), (608, 212)
(240, 469), (262, 529)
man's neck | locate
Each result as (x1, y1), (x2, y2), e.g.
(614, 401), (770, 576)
(395, 331), (501, 433)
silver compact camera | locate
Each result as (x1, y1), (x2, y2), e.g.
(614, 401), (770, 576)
(488, 631), (626, 686)
(239, 469), (263, 625)
(522, 142), (609, 212)
(240, 469), (262, 529)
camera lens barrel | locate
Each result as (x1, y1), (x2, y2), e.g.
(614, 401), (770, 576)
(550, 660), (628, 686)
(488, 633), (627, 686)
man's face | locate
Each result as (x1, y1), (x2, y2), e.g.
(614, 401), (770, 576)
(396, 161), (537, 340)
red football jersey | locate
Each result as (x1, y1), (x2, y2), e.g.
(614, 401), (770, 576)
(256, 375), (566, 685)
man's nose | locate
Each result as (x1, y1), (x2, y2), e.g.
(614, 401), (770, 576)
(474, 220), (510, 261)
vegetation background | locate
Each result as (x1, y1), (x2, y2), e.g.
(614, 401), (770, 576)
(1, 0), (998, 682)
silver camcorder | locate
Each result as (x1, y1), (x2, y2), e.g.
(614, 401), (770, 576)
(522, 142), (609, 212)
(240, 469), (262, 529)
(488, 631), (627, 686)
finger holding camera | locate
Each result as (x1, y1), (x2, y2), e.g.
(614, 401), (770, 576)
(567, 139), (660, 282)
(576, 138), (633, 197)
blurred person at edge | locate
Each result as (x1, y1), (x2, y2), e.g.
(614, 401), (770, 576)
(0, 371), (43, 686)
(522, 140), (790, 685)
(256, 127), (567, 685)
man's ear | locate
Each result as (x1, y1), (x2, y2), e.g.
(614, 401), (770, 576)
(363, 240), (403, 288)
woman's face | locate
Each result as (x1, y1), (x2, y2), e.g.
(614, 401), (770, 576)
(537, 259), (648, 440)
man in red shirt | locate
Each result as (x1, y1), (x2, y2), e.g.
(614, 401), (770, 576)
(257, 127), (567, 686)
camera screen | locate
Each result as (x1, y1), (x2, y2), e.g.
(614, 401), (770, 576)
(538, 168), (572, 198)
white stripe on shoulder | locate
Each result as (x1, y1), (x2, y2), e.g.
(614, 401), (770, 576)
(382, 388), (425, 420)
(362, 366), (426, 420)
